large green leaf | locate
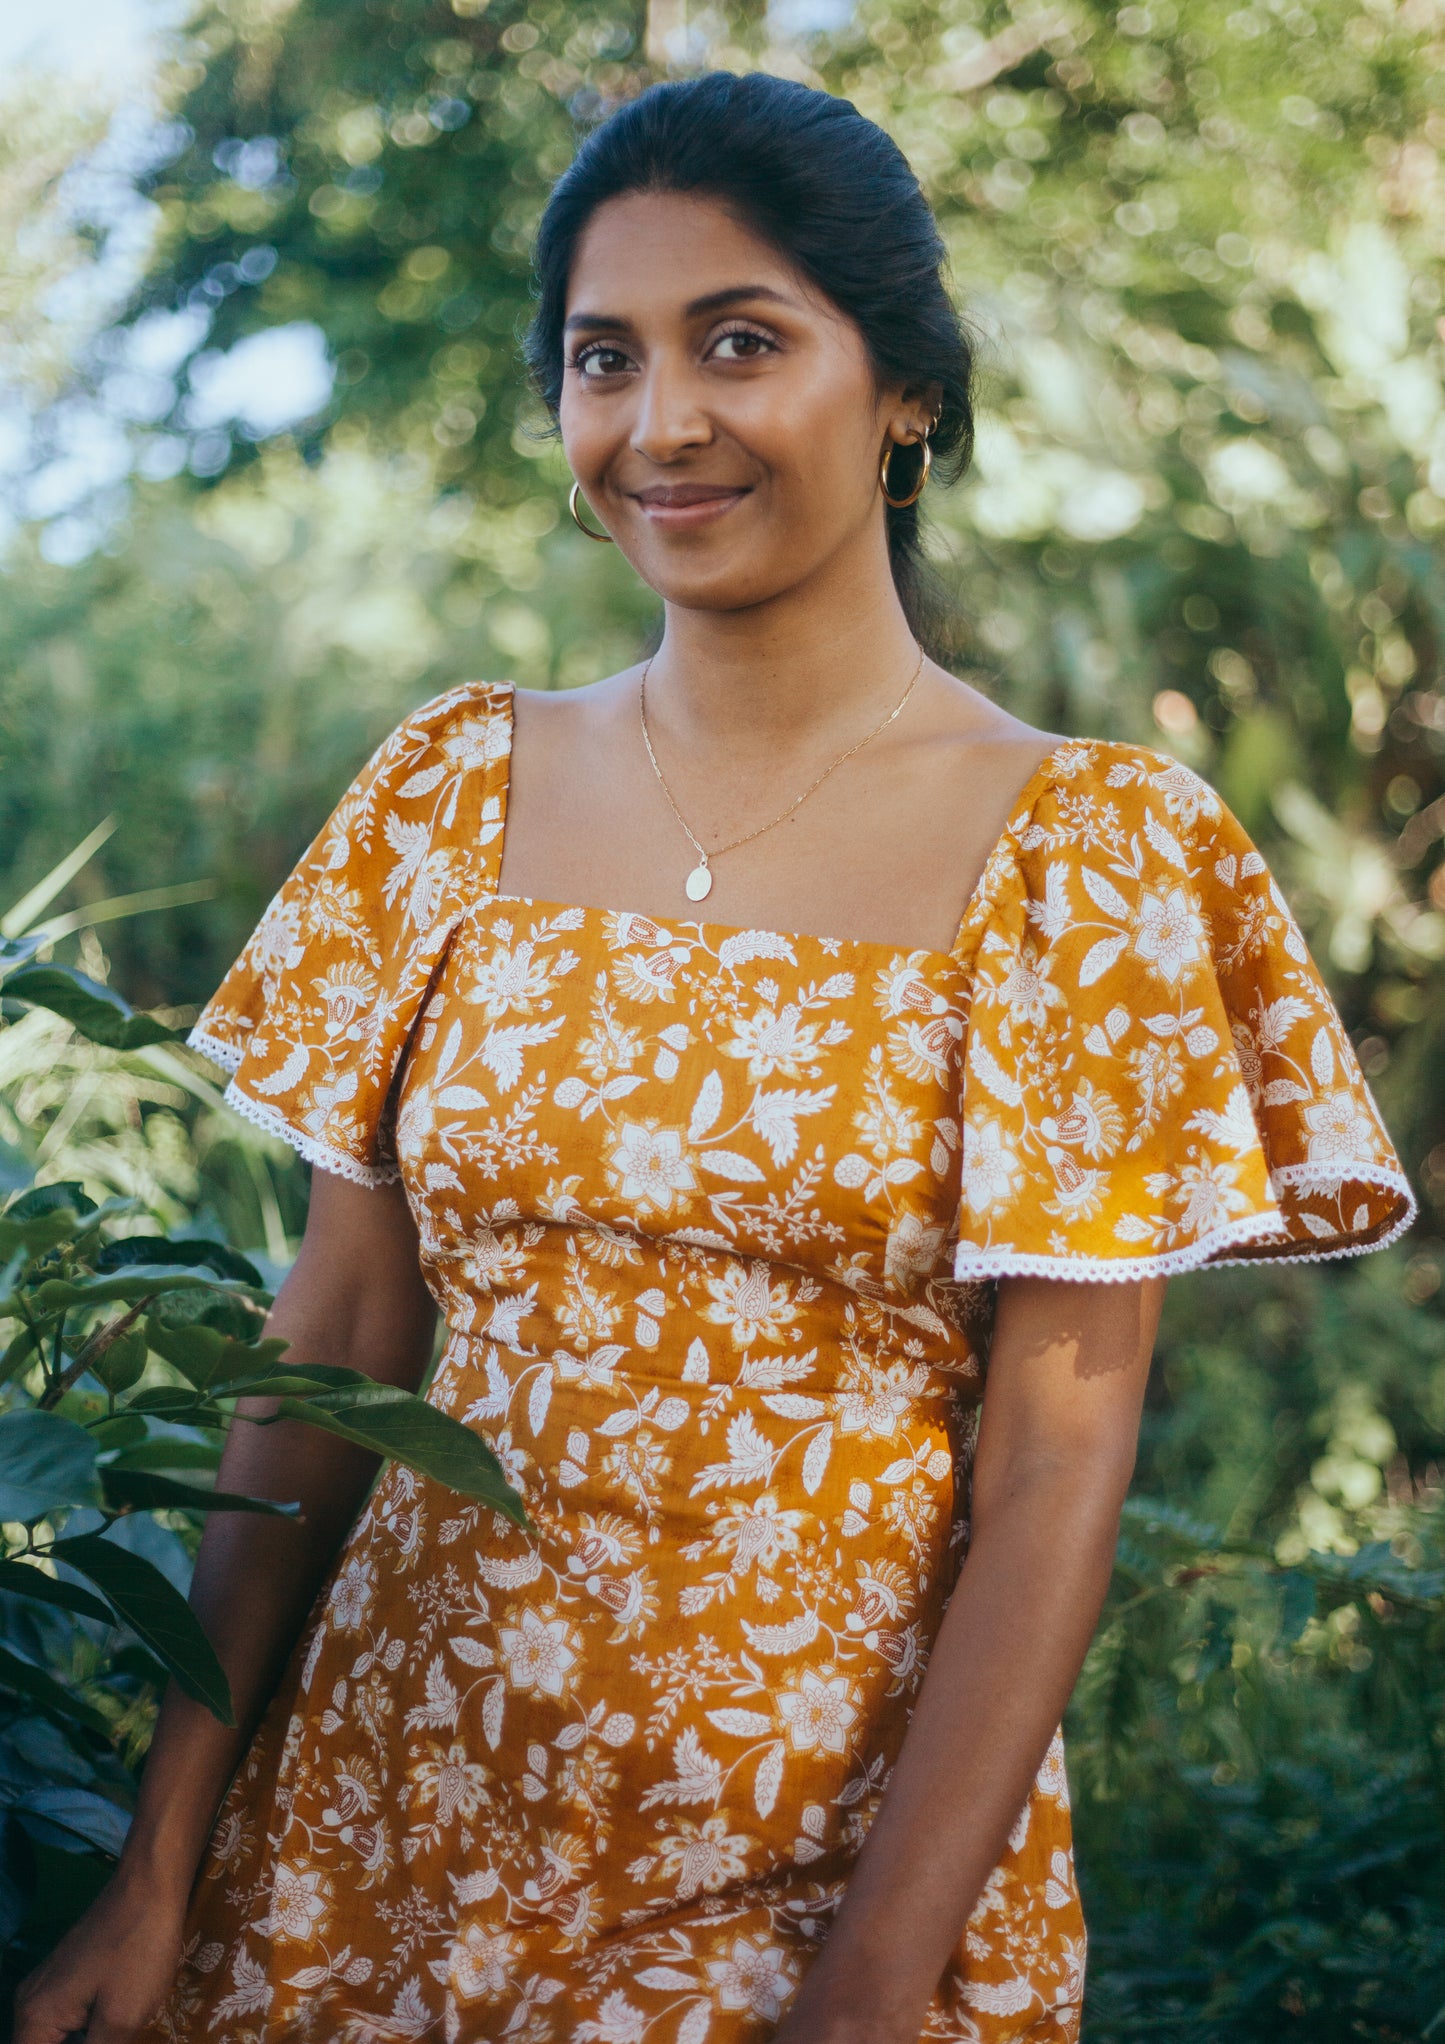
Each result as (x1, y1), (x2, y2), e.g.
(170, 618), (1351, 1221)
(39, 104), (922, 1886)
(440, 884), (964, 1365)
(123, 1387), (227, 1425)
(144, 1320), (289, 1389)
(0, 1324), (40, 1387)
(96, 1236), (265, 1288)
(0, 1641), (110, 1735)
(6, 1181), (97, 1223)
(0, 1558), (112, 1624)
(104, 1435), (219, 1473)
(25, 1267), (263, 1312)
(272, 1395), (530, 1528)
(46, 1533), (234, 1724)
(189, 1349), (424, 1403)
(0, 1191), (141, 1270)
(88, 1413), (150, 1453)
(1, 963), (187, 1050)
(89, 1327), (148, 1395)
(99, 1466), (299, 1518)
(12, 1785), (131, 1859)
(220, 1373), (404, 1402)
(0, 1408), (101, 1520)
(144, 1327), (434, 1404)
(0, 1206), (85, 1263)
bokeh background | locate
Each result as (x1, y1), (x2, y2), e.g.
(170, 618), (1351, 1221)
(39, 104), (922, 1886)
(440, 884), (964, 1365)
(1, 0), (1443, 2034)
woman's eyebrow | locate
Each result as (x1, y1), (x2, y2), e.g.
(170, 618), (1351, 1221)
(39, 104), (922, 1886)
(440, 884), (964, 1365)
(563, 284), (797, 335)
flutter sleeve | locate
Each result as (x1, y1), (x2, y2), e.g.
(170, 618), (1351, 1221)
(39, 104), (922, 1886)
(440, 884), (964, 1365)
(188, 680), (511, 1186)
(951, 740), (1416, 1282)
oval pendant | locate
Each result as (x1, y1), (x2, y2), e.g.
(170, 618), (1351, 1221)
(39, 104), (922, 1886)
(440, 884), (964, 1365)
(685, 863), (713, 903)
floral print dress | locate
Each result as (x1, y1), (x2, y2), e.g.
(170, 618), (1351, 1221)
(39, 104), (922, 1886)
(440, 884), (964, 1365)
(145, 680), (1412, 2044)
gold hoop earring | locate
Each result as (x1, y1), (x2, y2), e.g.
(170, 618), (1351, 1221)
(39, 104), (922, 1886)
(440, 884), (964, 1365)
(569, 479), (614, 543)
(880, 435), (932, 510)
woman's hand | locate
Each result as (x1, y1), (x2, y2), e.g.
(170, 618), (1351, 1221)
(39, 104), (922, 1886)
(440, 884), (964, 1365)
(13, 1860), (189, 2044)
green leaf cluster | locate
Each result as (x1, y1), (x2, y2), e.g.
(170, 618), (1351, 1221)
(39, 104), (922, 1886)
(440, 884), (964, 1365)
(0, 954), (529, 1984)
(1067, 1261), (1445, 2040)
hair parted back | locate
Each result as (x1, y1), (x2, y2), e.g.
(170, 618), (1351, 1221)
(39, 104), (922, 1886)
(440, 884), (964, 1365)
(522, 69), (977, 661)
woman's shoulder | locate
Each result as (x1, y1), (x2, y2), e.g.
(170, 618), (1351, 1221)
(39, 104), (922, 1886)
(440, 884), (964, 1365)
(932, 671), (1225, 860)
(965, 728), (1273, 957)
(1002, 733), (1242, 880)
(223, 677), (518, 985)
(373, 675), (514, 774)
(1025, 733), (1224, 822)
(315, 677), (514, 869)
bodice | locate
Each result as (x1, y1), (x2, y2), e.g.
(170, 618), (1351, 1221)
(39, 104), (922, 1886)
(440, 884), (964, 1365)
(393, 894), (993, 1406)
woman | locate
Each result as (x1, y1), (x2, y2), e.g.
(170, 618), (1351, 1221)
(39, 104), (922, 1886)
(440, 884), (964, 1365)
(20, 69), (1413, 2044)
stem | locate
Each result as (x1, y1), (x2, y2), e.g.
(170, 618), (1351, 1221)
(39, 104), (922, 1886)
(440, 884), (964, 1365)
(36, 1294), (156, 1411)
(80, 1296), (150, 1370)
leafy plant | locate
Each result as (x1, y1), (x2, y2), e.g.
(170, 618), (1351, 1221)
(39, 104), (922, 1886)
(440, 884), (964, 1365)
(1068, 1261), (1445, 2042)
(0, 926), (527, 1985)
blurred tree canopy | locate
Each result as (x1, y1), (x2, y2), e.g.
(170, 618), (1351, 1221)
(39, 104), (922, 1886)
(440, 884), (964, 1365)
(4, 0), (1443, 1205)
(1, 0), (1443, 2033)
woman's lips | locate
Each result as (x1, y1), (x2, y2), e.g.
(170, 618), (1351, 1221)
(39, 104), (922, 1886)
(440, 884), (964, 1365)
(632, 488), (748, 529)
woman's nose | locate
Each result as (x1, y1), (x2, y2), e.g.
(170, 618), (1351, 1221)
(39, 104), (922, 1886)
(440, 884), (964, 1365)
(629, 360), (712, 463)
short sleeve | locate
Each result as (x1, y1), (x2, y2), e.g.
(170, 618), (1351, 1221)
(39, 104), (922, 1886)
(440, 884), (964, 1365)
(952, 741), (1416, 1282)
(188, 680), (511, 1186)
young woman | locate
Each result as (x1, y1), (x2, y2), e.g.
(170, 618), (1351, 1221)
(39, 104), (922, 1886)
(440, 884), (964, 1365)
(20, 68), (1412, 2044)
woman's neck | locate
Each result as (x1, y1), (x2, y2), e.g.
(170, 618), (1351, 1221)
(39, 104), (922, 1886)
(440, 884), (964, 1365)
(641, 537), (926, 759)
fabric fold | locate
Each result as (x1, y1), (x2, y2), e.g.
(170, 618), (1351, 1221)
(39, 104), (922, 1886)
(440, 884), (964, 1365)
(950, 742), (1415, 1283)
(187, 679), (512, 1186)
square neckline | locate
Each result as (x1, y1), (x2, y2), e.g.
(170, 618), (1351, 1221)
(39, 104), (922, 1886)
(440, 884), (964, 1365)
(478, 676), (1078, 970)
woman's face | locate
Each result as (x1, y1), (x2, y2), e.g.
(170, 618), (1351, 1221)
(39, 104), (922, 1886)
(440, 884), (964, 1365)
(557, 189), (931, 612)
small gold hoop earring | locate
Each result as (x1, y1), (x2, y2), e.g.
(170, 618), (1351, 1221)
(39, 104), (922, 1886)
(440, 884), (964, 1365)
(880, 435), (932, 510)
(568, 479), (614, 543)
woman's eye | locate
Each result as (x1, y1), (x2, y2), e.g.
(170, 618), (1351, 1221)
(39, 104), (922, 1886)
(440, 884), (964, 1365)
(711, 327), (772, 362)
(570, 326), (774, 377)
(573, 344), (630, 377)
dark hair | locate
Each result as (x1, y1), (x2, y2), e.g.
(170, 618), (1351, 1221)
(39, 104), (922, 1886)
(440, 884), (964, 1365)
(522, 70), (976, 660)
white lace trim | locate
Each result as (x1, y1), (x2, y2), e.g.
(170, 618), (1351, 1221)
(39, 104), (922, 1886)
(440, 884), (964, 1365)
(188, 1024), (400, 1186)
(952, 1167), (1417, 1285)
(187, 1025), (244, 1074)
(217, 1079), (400, 1187)
(1269, 1159), (1409, 1198)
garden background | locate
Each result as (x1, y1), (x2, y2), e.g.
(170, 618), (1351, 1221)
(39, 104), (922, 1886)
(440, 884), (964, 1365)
(1, 0), (1443, 2034)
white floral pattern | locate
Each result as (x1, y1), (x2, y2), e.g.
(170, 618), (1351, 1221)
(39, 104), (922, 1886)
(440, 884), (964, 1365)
(953, 740), (1414, 1279)
(147, 680), (1412, 2044)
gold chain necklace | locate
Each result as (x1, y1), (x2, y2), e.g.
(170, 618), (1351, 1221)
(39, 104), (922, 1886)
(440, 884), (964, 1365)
(638, 641), (926, 904)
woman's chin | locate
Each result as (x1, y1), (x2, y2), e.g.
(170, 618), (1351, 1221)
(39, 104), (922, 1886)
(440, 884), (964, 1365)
(644, 562), (798, 613)
(622, 533), (786, 611)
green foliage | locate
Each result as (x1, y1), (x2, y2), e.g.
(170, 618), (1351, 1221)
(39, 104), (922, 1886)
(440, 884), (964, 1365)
(1070, 1262), (1445, 2040)
(0, 938), (529, 1989)
(135, 0), (624, 485)
(0, 963), (186, 1054)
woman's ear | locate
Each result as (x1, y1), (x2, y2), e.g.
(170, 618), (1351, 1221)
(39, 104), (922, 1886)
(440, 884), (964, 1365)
(913, 379), (945, 433)
(887, 379), (944, 445)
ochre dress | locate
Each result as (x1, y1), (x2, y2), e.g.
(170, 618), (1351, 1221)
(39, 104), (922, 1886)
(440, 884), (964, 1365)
(147, 679), (1412, 2044)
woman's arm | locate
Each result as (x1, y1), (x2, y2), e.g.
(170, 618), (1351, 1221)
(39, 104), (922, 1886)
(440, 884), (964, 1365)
(773, 1274), (1165, 2044)
(15, 1169), (438, 2044)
